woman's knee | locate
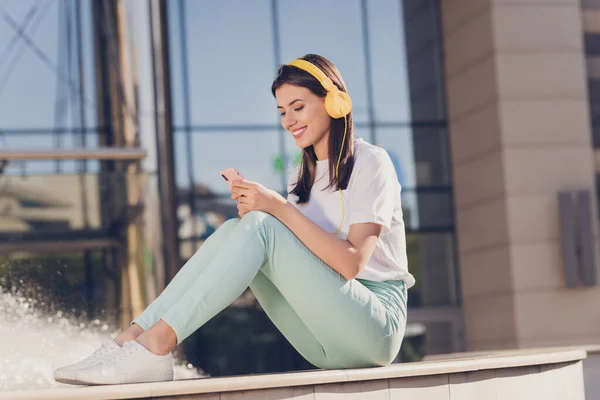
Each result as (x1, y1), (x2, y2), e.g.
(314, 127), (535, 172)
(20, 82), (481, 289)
(372, 336), (404, 366)
(221, 217), (241, 229)
(241, 210), (278, 227)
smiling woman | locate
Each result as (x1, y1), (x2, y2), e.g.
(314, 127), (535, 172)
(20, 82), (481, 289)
(53, 53), (414, 386)
(272, 55), (355, 206)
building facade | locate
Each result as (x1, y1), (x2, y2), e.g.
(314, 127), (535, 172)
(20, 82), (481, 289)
(0, 0), (597, 377)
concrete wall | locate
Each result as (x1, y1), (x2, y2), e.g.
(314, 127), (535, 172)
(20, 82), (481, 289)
(440, 0), (600, 350)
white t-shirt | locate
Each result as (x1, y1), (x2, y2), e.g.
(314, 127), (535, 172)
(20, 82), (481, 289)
(287, 137), (415, 287)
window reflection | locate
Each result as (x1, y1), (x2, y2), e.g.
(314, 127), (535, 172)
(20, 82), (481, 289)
(172, 0), (276, 126)
(366, 0), (412, 122)
(175, 129), (285, 194)
(277, 0), (369, 123)
(0, 0), (97, 129)
(406, 232), (457, 308)
(376, 126), (451, 187)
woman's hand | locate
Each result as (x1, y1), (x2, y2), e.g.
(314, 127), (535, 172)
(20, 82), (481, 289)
(231, 180), (287, 218)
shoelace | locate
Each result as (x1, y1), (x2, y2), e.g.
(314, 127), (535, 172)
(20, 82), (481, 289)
(94, 341), (113, 356)
(79, 341), (114, 364)
(102, 344), (140, 366)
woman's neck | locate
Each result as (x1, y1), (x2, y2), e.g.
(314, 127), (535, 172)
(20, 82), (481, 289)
(313, 136), (328, 161)
(313, 135), (355, 161)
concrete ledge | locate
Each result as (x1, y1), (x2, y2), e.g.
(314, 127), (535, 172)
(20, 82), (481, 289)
(423, 345), (596, 362)
(1, 348), (587, 400)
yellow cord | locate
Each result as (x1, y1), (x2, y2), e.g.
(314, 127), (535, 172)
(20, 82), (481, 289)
(333, 115), (347, 234)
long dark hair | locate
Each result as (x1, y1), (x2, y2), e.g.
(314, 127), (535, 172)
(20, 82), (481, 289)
(271, 54), (355, 204)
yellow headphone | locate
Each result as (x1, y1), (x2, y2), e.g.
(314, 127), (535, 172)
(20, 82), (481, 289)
(287, 58), (352, 234)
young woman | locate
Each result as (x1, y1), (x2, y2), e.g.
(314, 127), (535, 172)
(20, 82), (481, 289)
(54, 53), (414, 385)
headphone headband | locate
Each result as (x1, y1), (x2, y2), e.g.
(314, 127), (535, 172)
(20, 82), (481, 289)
(286, 58), (352, 119)
(287, 59), (335, 91)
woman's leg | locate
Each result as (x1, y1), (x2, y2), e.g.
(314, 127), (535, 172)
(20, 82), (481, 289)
(158, 211), (406, 367)
(248, 216), (407, 368)
(131, 218), (240, 331)
(248, 271), (335, 369)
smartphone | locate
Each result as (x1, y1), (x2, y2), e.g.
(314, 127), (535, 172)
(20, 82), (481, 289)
(220, 168), (244, 189)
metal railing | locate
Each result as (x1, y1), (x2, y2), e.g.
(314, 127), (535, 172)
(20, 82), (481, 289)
(0, 147), (147, 174)
(0, 238), (121, 253)
(0, 147), (146, 161)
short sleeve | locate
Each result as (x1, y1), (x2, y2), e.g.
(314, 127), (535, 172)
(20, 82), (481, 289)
(348, 151), (398, 232)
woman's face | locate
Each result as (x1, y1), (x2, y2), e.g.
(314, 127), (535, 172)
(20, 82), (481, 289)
(275, 83), (331, 158)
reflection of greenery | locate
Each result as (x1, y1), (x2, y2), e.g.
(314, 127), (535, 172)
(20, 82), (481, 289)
(272, 152), (302, 173)
(182, 295), (314, 377)
(399, 333), (424, 362)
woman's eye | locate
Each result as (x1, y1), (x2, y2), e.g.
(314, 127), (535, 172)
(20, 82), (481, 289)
(280, 106), (303, 116)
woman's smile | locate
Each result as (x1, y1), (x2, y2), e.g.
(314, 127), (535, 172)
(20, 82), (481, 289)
(291, 126), (307, 139)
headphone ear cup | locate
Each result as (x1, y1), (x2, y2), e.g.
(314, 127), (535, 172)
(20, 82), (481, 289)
(324, 89), (352, 119)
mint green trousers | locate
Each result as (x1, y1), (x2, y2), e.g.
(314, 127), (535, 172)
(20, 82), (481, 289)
(133, 211), (407, 369)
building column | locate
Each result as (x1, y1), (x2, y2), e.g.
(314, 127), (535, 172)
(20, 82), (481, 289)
(441, 0), (600, 349)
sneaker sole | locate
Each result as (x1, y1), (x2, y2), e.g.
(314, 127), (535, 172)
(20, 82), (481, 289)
(54, 377), (85, 386)
(76, 370), (174, 385)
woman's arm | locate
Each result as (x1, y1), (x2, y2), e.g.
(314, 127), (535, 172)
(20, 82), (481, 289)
(232, 180), (383, 280)
(273, 201), (382, 280)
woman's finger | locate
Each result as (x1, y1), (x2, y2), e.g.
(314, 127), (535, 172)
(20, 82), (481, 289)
(233, 186), (252, 197)
(231, 180), (254, 191)
(237, 195), (251, 205)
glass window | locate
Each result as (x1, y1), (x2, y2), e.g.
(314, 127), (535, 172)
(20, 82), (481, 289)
(582, 0), (600, 10)
(167, 0), (185, 128)
(372, 127), (417, 189)
(582, 7), (600, 151)
(178, 129), (285, 195)
(402, 1), (446, 122)
(406, 232), (458, 308)
(173, 130), (192, 189)
(0, 0), (97, 130)
(399, 320), (459, 360)
(403, 2), (441, 59)
(277, 0), (370, 124)
(366, 0), (412, 122)
(402, 190), (453, 231)
(588, 79), (600, 103)
(404, 50), (447, 122)
(585, 34), (600, 55)
(173, 0), (277, 126)
(376, 127), (451, 187)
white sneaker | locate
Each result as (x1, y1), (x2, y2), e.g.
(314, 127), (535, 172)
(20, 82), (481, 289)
(76, 340), (174, 385)
(53, 340), (121, 385)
